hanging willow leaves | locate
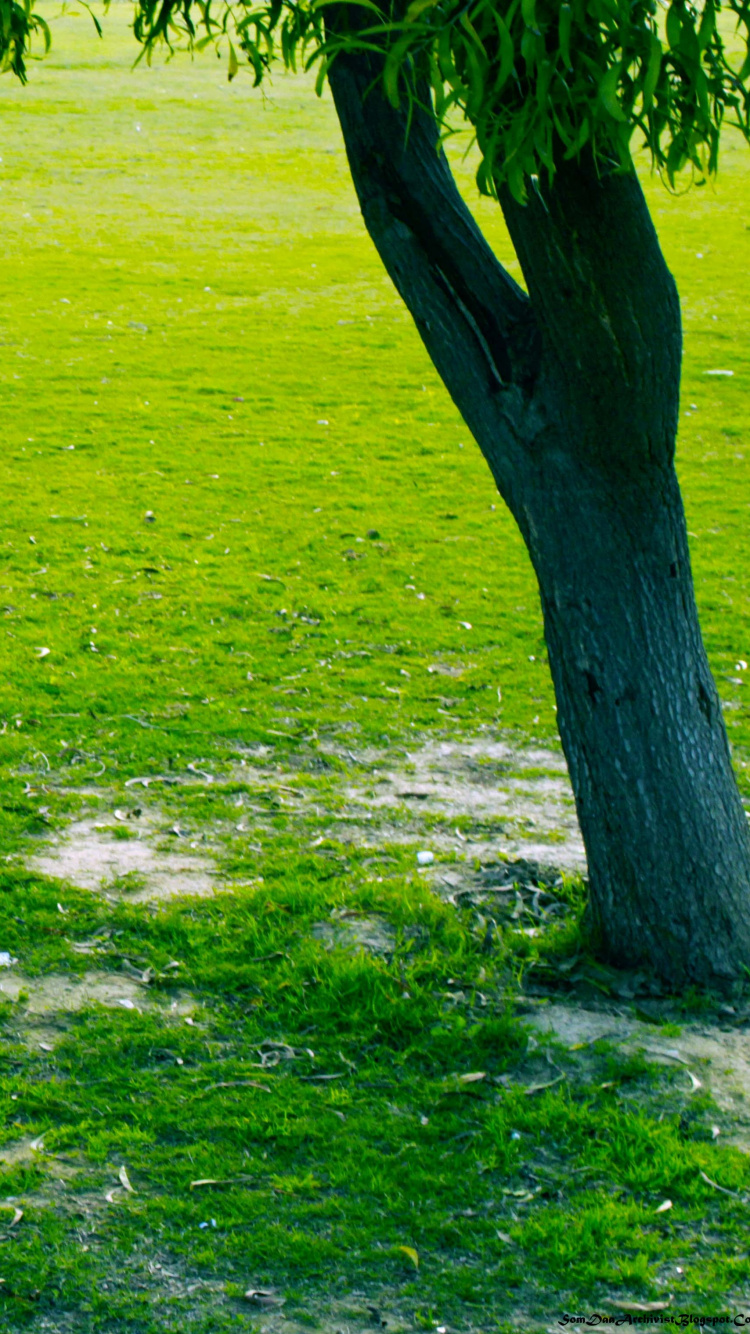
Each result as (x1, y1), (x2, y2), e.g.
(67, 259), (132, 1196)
(3, 0), (750, 200)
(0, 0), (50, 81)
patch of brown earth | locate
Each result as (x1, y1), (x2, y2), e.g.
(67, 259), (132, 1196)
(332, 737), (585, 873)
(526, 1000), (750, 1149)
(0, 1136), (50, 1168)
(26, 735), (583, 910)
(28, 813), (218, 903)
(0, 969), (195, 1049)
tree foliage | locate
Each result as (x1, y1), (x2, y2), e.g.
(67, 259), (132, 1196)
(4, 0), (750, 195)
(0, 0), (49, 81)
(375, 0), (750, 197)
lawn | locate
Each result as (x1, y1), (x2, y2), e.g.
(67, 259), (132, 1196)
(0, 6), (750, 1329)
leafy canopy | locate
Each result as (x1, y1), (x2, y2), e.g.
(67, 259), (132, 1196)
(0, 0), (50, 81)
(3, 0), (750, 198)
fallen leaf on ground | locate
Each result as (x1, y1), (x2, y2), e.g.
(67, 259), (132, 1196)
(190, 1176), (254, 1189)
(458, 1071), (486, 1084)
(120, 959), (153, 985)
(608, 1300), (672, 1312)
(299, 1072), (347, 1081)
(119, 1166), (135, 1193)
(654, 1198), (673, 1213)
(244, 1289), (285, 1307)
(525, 1073), (566, 1095)
(396, 1245), (419, 1270)
(700, 1169), (741, 1198)
(203, 1080), (271, 1093)
(686, 1070), (702, 1091)
(647, 1046), (688, 1065)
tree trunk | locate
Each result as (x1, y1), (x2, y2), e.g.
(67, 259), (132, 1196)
(325, 36), (750, 987)
(512, 443), (750, 983)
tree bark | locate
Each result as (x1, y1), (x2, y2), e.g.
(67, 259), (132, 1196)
(325, 36), (750, 987)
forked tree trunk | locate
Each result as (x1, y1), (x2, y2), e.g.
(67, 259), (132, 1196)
(326, 36), (750, 986)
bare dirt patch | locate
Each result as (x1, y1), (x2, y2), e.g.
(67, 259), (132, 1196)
(0, 968), (156, 1015)
(0, 968), (195, 1053)
(526, 999), (750, 1149)
(25, 734), (584, 905)
(329, 736), (585, 872)
(28, 812), (218, 903)
(0, 1136), (50, 1168)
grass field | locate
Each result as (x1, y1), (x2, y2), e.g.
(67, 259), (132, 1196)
(1, 7), (750, 1330)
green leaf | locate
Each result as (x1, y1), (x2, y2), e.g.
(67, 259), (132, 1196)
(695, 64), (709, 120)
(598, 64), (626, 122)
(313, 0), (384, 11)
(536, 58), (553, 112)
(507, 160), (528, 203)
(437, 25), (457, 83)
(462, 37), (486, 115)
(491, 13), (514, 93)
(228, 40), (239, 81)
(559, 3), (573, 70)
(383, 34), (413, 107)
(563, 114), (590, 158)
(698, 0), (715, 51)
(677, 14), (699, 64)
(666, 2), (682, 51)
(314, 52), (331, 97)
(405, 0), (441, 22)
(642, 33), (661, 110)
(520, 25), (539, 71)
(666, 134), (687, 182)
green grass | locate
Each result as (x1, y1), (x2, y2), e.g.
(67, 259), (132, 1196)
(1, 7), (750, 1329)
(2, 860), (750, 1327)
(2, 9), (750, 804)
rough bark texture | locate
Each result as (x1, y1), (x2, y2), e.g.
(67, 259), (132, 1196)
(326, 30), (750, 986)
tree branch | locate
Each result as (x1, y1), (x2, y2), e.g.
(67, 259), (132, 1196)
(498, 157), (682, 475)
(325, 39), (540, 481)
